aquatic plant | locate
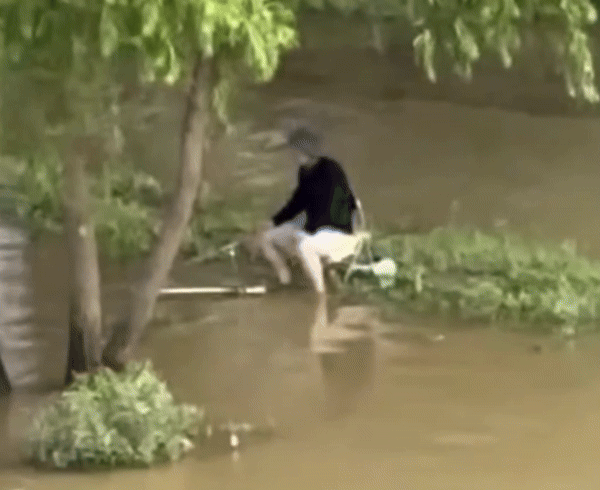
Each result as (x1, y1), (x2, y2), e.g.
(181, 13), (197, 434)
(350, 226), (600, 332)
(25, 360), (205, 469)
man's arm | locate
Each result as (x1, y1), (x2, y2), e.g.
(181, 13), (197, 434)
(272, 182), (307, 226)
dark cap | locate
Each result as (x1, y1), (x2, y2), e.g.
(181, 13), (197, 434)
(287, 127), (322, 157)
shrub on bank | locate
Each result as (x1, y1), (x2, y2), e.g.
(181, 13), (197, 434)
(25, 360), (205, 469)
(356, 226), (600, 332)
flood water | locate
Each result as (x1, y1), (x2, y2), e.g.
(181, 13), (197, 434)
(3, 22), (600, 489)
(2, 293), (600, 489)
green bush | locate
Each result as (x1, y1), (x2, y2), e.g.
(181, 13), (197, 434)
(94, 197), (158, 260)
(10, 152), (164, 259)
(25, 361), (205, 469)
(7, 152), (258, 260)
(14, 152), (65, 234)
(356, 226), (600, 331)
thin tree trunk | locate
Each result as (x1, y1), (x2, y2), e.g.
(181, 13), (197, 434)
(369, 5), (385, 57)
(102, 54), (214, 370)
(371, 18), (385, 56)
(64, 147), (103, 384)
(0, 355), (10, 395)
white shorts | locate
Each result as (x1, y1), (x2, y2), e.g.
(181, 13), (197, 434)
(265, 219), (363, 264)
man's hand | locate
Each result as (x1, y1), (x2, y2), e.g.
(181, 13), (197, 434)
(241, 220), (272, 262)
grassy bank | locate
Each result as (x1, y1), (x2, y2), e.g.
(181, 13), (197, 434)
(354, 225), (600, 335)
(4, 151), (600, 335)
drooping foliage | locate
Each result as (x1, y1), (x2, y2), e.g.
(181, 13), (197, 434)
(0, 0), (299, 130)
(287, 0), (599, 102)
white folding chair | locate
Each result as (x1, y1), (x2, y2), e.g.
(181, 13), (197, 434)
(323, 198), (376, 286)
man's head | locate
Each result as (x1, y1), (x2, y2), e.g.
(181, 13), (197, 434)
(287, 127), (322, 165)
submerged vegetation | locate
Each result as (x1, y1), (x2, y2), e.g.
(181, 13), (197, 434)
(351, 225), (600, 333)
(7, 152), (600, 334)
(8, 152), (260, 260)
(25, 361), (205, 469)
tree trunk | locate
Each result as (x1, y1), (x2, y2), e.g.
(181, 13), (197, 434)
(64, 147), (103, 385)
(0, 356), (9, 395)
(371, 19), (385, 56)
(102, 54), (214, 370)
(369, 6), (385, 57)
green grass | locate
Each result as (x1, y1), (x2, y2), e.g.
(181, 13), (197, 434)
(3, 152), (265, 260)
(25, 360), (205, 469)
(345, 225), (600, 333)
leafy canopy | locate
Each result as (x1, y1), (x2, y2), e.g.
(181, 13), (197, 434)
(0, 0), (299, 122)
(288, 0), (599, 103)
(2, 0), (598, 114)
(411, 0), (598, 102)
(97, 0), (298, 84)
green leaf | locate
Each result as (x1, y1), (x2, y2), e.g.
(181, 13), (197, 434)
(454, 17), (480, 61)
(413, 29), (437, 82)
(153, 43), (169, 69)
(213, 76), (232, 125)
(142, 1), (161, 37)
(499, 42), (512, 68)
(247, 22), (269, 77)
(99, 6), (119, 58)
(585, 2), (597, 23)
(163, 41), (181, 85)
(19, 0), (35, 40)
(197, 11), (215, 57)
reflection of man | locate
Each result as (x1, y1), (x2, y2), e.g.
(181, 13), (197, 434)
(257, 127), (362, 294)
(310, 293), (370, 352)
(311, 294), (377, 419)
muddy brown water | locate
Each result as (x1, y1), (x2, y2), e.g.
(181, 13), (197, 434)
(3, 29), (600, 489)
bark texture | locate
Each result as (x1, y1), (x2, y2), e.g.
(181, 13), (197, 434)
(64, 145), (103, 384)
(102, 54), (214, 370)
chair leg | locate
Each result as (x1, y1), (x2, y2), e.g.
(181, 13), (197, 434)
(343, 238), (372, 284)
(323, 265), (344, 293)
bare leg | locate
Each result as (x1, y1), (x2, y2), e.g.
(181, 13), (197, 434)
(310, 293), (367, 353)
(261, 240), (291, 285)
(258, 224), (300, 285)
(297, 238), (326, 293)
(310, 293), (344, 353)
(297, 230), (363, 293)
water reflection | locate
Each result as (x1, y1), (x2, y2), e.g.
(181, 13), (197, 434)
(319, 336), (376, 419)
(143, 291), (381, 429)
(309, 294), (378, 419)
(1, 288), (600, 489)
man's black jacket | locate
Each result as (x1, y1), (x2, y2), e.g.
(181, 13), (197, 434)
(272, 157), (357, 234)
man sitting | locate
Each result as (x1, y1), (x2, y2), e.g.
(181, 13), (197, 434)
(257, 127), (362, 295)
